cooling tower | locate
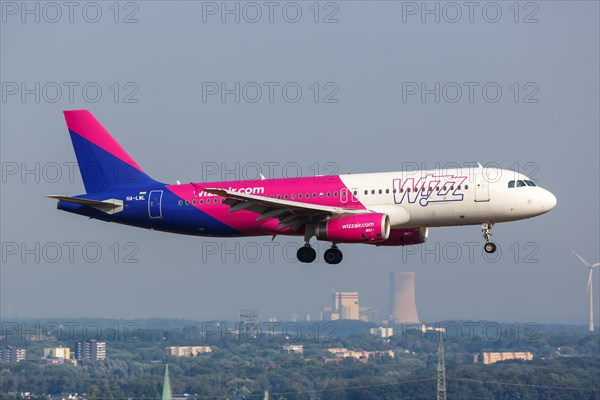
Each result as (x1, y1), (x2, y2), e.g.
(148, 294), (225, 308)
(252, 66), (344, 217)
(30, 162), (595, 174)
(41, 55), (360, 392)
(389, 272), (420, 323)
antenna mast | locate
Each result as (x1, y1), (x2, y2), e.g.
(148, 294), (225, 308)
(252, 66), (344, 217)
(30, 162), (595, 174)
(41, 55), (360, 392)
(437, 333), (447, 400)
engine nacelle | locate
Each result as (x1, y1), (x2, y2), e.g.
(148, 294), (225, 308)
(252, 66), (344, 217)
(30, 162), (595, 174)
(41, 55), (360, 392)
(315, 214), (390, 244)
(374, 227), (429, 246)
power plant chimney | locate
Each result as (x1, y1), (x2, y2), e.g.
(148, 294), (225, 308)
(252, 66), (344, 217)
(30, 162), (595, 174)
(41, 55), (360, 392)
(389, 272), (420, 323)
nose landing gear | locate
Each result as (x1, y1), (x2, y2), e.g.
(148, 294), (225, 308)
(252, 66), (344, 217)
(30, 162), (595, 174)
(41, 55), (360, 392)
(482, 222), (497, 254)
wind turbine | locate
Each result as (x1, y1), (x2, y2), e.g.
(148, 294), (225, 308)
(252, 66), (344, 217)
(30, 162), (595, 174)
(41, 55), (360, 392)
(572, 251), (600, 331)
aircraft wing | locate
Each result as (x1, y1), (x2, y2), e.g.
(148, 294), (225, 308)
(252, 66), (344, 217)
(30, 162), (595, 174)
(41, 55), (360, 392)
(202, 187), (366, 231)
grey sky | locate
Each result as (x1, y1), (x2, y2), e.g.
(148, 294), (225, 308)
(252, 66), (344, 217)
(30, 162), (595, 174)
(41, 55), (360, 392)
(1, 1), (598, 324)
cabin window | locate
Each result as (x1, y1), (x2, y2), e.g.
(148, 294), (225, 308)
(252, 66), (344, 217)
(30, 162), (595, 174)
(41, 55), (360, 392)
(326, 192), (331, 197)
(319, 192), (324, 198)
(192, 200), (197, 205)
(364, 190), (368, 195)
(457, 185), (461, 190)
(312, 193), (317, 198)
(386, 189), (389, 194)
(277, 195), (281, 199)
(378, 189), (382, 194)
(291, 194), (295, 199)
(393, 189), (397, 193)
(298, 193), (302, 199)
(465, 185), (469, 189)
(185, 200), (190, 205)
(371, 190), (375, 194)
(336, 191), (340, 197)
(200, 200), (204, 204)
(284, 194), (288, 199)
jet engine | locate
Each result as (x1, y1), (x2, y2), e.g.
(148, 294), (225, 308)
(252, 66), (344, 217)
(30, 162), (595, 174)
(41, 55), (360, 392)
(315, 213), (390, 243)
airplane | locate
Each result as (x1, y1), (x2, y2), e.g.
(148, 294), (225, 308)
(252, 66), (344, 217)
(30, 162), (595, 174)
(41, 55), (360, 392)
(48, 110), (557, 264)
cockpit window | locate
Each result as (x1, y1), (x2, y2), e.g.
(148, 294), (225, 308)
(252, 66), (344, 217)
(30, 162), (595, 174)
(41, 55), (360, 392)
(509, 179), (537, 188)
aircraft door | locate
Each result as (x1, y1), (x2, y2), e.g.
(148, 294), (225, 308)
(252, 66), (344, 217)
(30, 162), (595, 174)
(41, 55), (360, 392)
(148, 190), (163, 218)
(474, 173), (490, 202)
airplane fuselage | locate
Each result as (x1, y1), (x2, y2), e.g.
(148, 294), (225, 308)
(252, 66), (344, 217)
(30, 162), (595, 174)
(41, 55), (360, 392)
(58, 168), (556, 237)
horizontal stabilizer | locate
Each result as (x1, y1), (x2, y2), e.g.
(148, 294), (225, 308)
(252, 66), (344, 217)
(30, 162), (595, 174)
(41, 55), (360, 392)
(46, 195), (124, 214)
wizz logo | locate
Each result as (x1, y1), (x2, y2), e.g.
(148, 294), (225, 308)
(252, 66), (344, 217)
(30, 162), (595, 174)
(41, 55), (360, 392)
(393, 175), (468, 206)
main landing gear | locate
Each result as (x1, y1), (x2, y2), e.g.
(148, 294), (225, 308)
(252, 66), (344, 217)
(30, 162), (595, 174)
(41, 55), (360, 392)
(296, 242), (343, 264)
(324, 244), (343, 265)
(297, 244), (316, 263)
(296, 224), (343, 264)
(481, 222), (497, 254)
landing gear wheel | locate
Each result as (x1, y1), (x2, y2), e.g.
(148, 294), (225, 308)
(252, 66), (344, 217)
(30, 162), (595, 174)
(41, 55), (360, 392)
(297, 246), (317, 263)
(324, 247), (343, 265)
(481, 222), (496, 253)
(484, 242), (497, 254)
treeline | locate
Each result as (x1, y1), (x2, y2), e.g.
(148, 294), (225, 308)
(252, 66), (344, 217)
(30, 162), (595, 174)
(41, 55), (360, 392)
(1, 323), (599, 399)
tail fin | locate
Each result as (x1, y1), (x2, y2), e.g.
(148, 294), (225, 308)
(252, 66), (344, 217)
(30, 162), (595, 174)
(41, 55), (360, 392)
(64, 110), (160, 193)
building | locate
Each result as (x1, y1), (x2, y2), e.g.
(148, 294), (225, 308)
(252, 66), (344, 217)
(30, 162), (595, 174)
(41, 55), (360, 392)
(282, 344), (304, 354)
(420, 325), (446, 333)
(165, 346), (212, 357)
(388, 272), (420, 323)
(478, 352), (533, 365)
(370, 327), (394, 338)
(43, 346), (77, 365)
(44, 346), (71, 360)
(0, 346), (26, 362)
(335, 292), (360, 320)
(75, 340), (106, 361)
(322, 292), (360, 320)
(325, 347), (394, 362)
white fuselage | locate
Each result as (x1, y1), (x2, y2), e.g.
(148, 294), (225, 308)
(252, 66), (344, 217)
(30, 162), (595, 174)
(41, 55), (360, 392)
(338, 168), (556, 228)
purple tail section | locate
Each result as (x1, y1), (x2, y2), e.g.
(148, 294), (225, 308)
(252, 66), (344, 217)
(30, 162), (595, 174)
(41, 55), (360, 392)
(64, 110), (160, 193)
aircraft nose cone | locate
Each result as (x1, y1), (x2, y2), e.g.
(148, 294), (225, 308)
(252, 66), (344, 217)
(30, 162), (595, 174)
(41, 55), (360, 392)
(542, 190), (557, 211)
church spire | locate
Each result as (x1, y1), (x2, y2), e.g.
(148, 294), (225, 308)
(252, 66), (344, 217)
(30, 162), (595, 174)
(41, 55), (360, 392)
(162, 364), (173, 400)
